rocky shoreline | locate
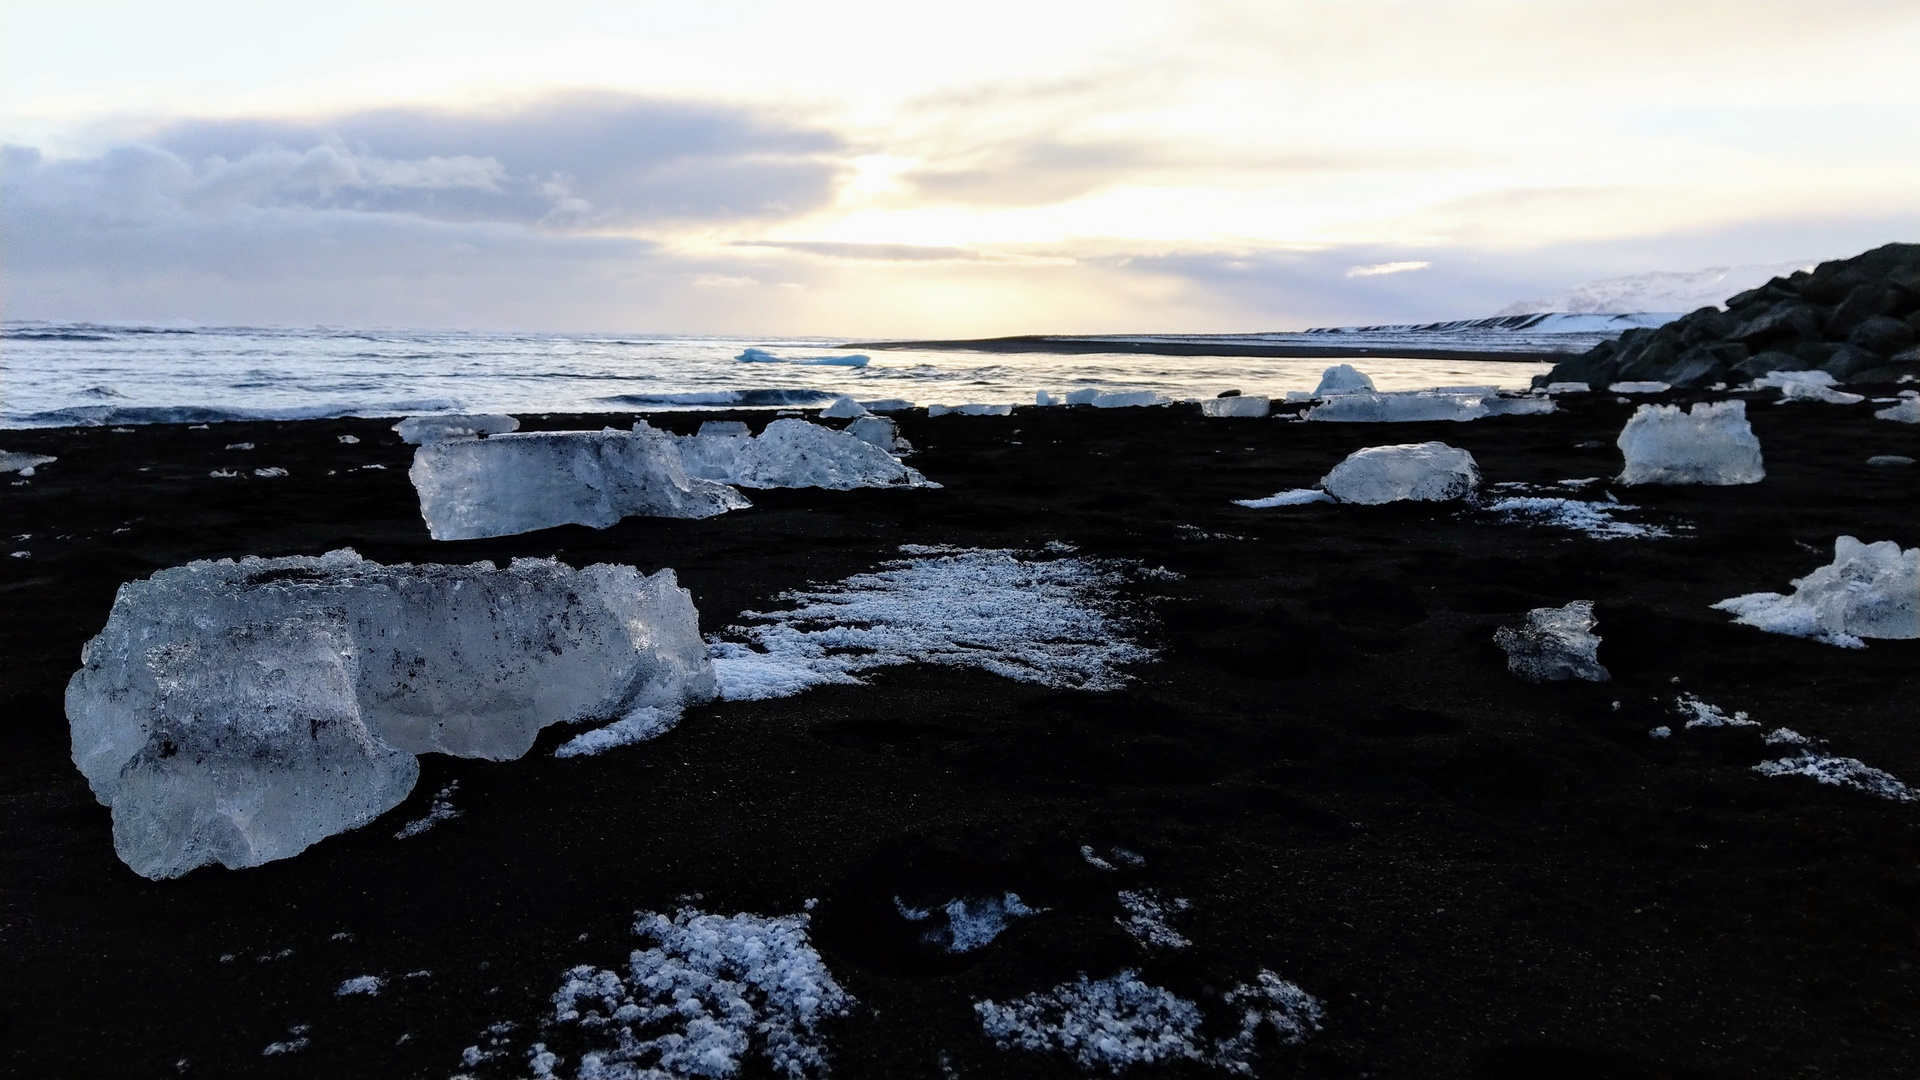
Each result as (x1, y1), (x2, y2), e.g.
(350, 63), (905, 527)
(1539, 243), (1920, 389)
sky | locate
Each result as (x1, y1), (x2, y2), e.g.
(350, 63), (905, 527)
(2, 0), (1916, 335)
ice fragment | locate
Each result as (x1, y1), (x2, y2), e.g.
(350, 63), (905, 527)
(1320, 442), (1479, 504)
(1494, 601), (1609, 682)
(1615, 400), (1764, 486)
(1200, 395), (1271, 417)
(1711, 536), (1917, 647)
(1313, 364), (1376, 396)
(393, 414), (519, 445)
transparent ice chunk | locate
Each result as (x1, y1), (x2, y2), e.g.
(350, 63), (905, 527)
(1312, 364), (1376, 396)
(392, 414), (519, 445)
(1200, 395), (1270, 417)
(1615, 400), (1764, 486)
(410, 428), (748, 540)
(1494, 600), (1609, 682)
(67, 549), (715, 877)
(1320, 442), (1480, 504)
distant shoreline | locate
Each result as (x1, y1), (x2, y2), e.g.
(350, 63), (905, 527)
(834, 334), (1572, 362)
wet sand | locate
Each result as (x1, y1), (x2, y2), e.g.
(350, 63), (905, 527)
(1, 391), (1917, 1078)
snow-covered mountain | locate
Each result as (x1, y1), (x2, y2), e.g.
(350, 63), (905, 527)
(1496, 261), (1815, 316)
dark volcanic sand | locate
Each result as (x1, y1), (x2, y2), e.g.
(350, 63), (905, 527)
(2, 393), (1917, 1080)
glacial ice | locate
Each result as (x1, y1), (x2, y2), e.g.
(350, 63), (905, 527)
(1304, 391), (1489, 423)
(928, 403), (1014, 416)
(817, 395), (869, 419)
(1754, 753), (1916, 802)
(1544, 382), (1591, 393)
(1711, 536), (1917, 647)
(540, 907), (853, 1080)
(1876, 397), (1920, 423)
(709, 546), (1151, 700)
(859, 398), (916, 412)
(1313, 364), (1377, 396)
(0, 450), (57, 475)
(67, 549), (714, 877)
(976, 968), (1322, 1074)
(410, 427), (749, 540)
(1200, 395), (1271, 417)
(393, 413), (519, 445)
(1608, 381), (1670, 394)
(394, 781), (462, 839)
(1233, 488), (1333, 508)
(1615, 400), (1764, 486)
(1091, 390), (1169, 409)
(1493, 601), (1609, 682)
(336, 975), (384, 997)
(1482, 395), (1558, 417)
(672, 417), (932, 489)
(896, 893), (1039, 953)
(1320, 442), (1480, 504)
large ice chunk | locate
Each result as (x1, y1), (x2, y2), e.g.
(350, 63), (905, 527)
(1758, 370), (1864, 405)
(1091, 390), (1169, 408)
(1313, 364), (1376, 396)
(1711, 536), (1918, 647)
(1615, 399), (1764, 486)
(1494, 601), (1610, 682)
(1320, 442), (1480, 504)
(411, 428), (748, 540)
(1304, 392), (1489, 423)
(674, 418), (932, 489)
(1200, 395), (1271, 418)
(393, 413), (519, 445)
(67, 549), (715, 877)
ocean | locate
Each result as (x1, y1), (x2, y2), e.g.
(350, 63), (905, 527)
(0, 322), (1587, 429)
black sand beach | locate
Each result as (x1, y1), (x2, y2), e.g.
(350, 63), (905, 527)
(3, 392), (1918, 1079)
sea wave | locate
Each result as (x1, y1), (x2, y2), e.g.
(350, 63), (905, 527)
(598, 388), (843, 408)
(5, 400), (467, 429)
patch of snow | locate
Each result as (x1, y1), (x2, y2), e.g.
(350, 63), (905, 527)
(1496, 261), (1812, 316)
(393, 414), (519, 445)
(542, 907), (853, 1080)
(1486, 496), (1670, 540)
(1874, 398), (1920, 424)
(1494, 601), (1609, 683)
(1232, 488), (1332, 508)
(394, 781), (463, 839)
(976, 969), (1322, 1074)
(1674, 694), (1756, 729)
(976, 971), (1206, 1072)
(1616, 400), (1764, 486)
(68, 549), (712, 878)
(1711, 536), (1917, 647)
(1201, 395), (1270, 418)
(554, 705), (679, 758)
(896, 893), (1040, 953)
(336, 975), (384, 997)
(1116, 891), (1192, 950)
(710, 547), (1151, 701)
(1313, 365), (1376, 396)
(412, 428), (749, 540)
(1754, 753), (1917, 802)
(1321, 442), (1480, 504)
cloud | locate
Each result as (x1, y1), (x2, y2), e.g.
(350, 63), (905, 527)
(1346, 261), (1431, 278)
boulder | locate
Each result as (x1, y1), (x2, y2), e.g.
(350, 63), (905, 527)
(1730, 350), (1809, 381)
(1824, 344), (1890, 382)
(1849, 315), (1916, 357)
